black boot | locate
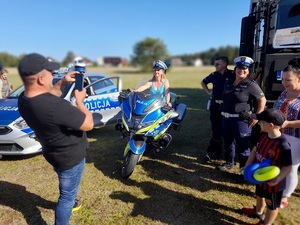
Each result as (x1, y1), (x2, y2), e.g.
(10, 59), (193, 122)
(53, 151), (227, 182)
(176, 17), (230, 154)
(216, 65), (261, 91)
(203, 138), (222, 162)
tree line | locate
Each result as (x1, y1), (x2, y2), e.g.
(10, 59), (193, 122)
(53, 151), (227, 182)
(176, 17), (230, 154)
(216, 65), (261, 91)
(176, 45), (239, 66)
(0, 39), (239, 68)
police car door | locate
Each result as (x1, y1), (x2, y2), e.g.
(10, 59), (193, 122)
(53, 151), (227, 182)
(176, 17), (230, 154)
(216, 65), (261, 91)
(84, 76), (122, 127)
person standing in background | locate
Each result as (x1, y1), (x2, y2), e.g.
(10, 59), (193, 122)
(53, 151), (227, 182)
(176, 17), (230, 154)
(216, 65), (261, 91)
(273, 57), (300, 209)
(0, 69), (13, 98)
(201, 56), (234, 162)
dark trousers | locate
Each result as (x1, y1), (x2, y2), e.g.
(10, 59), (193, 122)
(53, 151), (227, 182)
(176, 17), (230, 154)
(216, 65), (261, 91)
(209, 102), (223, 140)
(222, 117), (251, 168)
(206, 102), (223, 158)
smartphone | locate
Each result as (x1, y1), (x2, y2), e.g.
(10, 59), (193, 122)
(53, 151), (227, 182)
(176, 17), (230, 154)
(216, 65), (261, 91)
(75, 73), (84, 91)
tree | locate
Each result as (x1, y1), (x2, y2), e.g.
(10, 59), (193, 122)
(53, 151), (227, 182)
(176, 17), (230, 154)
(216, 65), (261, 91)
(131, 37), (169, 72)
(61, 51), (76, 66)
(0, 52), (19, 67)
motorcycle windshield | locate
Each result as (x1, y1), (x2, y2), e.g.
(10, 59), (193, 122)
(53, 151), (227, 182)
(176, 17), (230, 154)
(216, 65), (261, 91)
(133, 93), (158, 115)
(133, 93), (166, 124)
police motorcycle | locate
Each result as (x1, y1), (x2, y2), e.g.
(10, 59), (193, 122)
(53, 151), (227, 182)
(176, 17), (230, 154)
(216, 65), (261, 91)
(115, 88), (186, 179)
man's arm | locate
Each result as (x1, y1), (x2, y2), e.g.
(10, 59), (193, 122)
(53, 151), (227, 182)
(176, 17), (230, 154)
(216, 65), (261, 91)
(74, 89), (94, 131)
(50, 71), (77, 97)
(201, 80), (212, 96)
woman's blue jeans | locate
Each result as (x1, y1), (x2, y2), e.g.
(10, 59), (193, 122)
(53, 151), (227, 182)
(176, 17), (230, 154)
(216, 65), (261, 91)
(54, 158), (85, 225)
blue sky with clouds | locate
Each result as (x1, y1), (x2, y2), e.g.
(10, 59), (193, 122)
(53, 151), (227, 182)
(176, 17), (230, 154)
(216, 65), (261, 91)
(1, 0), (250, 61)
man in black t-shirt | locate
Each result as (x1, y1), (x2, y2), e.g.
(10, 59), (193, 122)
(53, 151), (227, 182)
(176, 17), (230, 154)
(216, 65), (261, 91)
(18, 53), (94, 225)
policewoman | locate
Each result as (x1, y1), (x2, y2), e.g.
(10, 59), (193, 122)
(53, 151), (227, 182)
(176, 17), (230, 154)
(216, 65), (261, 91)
(217, 56), (266, 171)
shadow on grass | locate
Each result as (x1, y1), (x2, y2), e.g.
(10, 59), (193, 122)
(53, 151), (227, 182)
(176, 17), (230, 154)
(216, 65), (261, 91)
(0, 152), (42, 161)
(139, 156), (252, 196)
(109, 180), (245, 225)
(0, 181), (55, 225)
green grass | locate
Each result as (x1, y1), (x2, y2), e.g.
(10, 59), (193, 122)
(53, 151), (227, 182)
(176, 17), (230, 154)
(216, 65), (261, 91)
(1, 66), (299, 225)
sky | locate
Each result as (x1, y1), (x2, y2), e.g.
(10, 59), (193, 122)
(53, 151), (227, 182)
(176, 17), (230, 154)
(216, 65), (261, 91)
(1, 0), (250, 62)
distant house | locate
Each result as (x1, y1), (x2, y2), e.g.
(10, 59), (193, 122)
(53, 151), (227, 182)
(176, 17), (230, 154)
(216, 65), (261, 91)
(170, 57), (183, 66)
(193, 58), (203, 67)
(96, 57), (128, 67)
(82, 57), (94, 66)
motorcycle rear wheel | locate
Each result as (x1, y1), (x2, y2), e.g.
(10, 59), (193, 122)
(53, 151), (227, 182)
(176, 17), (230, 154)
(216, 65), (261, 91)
(121, 151), (140, 179)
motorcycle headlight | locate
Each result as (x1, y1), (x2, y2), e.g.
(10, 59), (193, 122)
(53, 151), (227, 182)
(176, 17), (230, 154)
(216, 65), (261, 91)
(133, 117), (142, 128)
(138, 121), (153, 129)
(13, 119), (29, 129)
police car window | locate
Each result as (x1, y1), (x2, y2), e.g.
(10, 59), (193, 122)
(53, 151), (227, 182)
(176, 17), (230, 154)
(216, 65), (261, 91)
(89, 76), (105, 83)
(87, 75), (106, 94)
(93, 81), (106, 94)
(104, 79), (114, 86)
(7, 85), (24, 98)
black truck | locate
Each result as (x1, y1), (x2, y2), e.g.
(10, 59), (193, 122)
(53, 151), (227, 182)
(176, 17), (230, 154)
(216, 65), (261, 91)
(240, 0), (300, 105)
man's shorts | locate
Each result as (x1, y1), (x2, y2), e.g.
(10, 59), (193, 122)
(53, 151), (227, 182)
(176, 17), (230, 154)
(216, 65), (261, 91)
(256, 185), (283, 210)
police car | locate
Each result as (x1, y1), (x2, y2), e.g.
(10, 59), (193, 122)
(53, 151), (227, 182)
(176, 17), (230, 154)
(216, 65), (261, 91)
(0, 70), (122, 157)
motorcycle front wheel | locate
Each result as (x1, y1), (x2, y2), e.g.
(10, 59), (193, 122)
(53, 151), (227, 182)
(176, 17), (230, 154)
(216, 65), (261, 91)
(121, 151), (140, 179)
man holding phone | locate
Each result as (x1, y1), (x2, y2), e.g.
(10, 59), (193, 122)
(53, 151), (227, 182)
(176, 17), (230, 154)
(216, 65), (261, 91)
(18, 53), (94, 225)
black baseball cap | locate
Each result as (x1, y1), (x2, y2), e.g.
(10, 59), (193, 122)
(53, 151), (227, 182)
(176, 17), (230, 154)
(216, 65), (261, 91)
(18, 53), (60, 77)
(256, 108), (285, 126)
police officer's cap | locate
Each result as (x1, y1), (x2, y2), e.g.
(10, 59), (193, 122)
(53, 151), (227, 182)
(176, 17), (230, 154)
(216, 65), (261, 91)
(153, 60), (170, 71)
(234, 56), (254, 68)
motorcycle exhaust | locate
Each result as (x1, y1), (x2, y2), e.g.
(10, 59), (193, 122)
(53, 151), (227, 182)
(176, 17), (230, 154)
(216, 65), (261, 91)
(158, 133), (172, 148)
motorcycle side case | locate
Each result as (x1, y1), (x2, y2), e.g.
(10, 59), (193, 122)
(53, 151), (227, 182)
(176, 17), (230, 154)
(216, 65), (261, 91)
(172, 103), (186, 130)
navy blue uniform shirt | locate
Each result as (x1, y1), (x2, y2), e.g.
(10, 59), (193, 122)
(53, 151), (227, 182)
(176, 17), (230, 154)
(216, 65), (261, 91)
(202, 69), (234, 100)
(222, 78), (265, 114)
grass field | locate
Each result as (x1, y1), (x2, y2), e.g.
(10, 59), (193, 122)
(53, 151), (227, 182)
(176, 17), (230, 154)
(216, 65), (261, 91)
(1, 66), (299, 225)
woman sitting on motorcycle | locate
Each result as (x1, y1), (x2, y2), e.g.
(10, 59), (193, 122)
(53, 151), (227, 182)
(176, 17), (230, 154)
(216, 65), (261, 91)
(131, 60), (172, 107)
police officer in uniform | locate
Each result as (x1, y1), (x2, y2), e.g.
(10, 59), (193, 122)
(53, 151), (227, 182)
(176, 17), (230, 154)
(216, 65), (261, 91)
(201, 56), (234, 162)
(217, 56), (266, 175)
